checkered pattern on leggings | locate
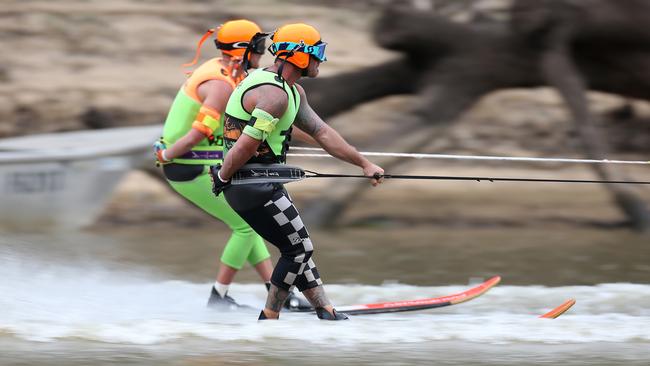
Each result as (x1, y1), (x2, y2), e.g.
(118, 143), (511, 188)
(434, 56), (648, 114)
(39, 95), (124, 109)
(264, 193), (323, 291)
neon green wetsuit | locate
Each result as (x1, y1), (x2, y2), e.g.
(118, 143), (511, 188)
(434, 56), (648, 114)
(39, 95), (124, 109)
(161, 58), (270, 269)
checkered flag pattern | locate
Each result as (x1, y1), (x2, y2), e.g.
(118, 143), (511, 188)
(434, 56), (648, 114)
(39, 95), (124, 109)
(264, 194), (322, 291)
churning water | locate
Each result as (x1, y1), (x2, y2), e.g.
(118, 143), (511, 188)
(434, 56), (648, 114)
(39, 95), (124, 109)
(1, 231), (649, 365)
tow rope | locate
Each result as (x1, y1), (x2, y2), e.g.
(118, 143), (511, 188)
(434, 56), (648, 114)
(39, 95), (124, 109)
(230, 164), (650, 186)
(288, 147), (650, 166)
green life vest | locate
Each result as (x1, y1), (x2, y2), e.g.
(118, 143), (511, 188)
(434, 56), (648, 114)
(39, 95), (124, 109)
(223, 69), (300, 164)
(161, 88), (224, 165)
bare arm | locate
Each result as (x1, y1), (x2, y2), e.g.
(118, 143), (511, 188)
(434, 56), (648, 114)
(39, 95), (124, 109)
(164, 129), (205, 159)
(164, 79), (232, 159)
(293, 84), (384, 185)
(219, 85), (289, 179)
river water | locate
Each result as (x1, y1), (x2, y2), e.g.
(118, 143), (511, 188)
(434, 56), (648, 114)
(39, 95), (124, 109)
(1, 226), (649, 365)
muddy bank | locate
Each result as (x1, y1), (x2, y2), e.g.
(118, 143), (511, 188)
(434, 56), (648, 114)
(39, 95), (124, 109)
(0, 0), (392, 137)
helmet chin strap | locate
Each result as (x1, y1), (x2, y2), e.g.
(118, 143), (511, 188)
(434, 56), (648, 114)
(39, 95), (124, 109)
(277, 52), (312, 81)
(274, 41), (308, 82)
(276, 51), (294, 83)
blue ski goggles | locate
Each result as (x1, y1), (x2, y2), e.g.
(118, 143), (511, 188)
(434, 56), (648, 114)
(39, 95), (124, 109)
(268, 41), (328, 62)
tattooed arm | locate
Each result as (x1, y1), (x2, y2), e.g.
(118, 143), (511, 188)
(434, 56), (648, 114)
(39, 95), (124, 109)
(294, 84), (385, 186)
(291, 127), (318, 145)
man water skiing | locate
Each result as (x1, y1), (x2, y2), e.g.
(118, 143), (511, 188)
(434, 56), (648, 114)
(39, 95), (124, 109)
(155, 19), (309, 310)
(211, 23), (385, 320)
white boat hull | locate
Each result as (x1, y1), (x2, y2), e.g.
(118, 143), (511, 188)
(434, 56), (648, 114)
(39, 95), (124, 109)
(0, 125), (161, 230)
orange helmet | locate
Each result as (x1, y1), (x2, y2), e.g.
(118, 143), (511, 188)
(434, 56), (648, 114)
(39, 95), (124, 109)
(269, 23), (327, 69)
(216, 19), (264, 58)
(183, 19), (265, 69)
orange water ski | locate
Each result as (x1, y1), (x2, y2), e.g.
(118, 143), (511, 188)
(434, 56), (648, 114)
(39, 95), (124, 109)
(333, 276), (501, 315)
(539, 299), (576, 319)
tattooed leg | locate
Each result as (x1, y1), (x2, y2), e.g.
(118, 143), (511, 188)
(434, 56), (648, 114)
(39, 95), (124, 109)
(262, 284), (290, 319)
(302, 285), (334, 314)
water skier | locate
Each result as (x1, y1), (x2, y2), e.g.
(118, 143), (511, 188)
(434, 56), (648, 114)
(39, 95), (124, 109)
(155, 19), (309, 310)
(211, 23), (385, 320)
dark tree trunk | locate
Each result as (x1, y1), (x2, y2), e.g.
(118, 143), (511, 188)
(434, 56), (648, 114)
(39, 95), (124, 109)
(531, 0), (650, 231)
(301, 58), (419, 118)
(298, 0), (650, 230)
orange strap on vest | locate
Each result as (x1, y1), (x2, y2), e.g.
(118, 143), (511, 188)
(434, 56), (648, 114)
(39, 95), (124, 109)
(192, 105), (222, 137)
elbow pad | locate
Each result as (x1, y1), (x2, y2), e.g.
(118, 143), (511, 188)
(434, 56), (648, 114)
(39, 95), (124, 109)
(242, 108), (279, 141)
(191, 106), (222, 137)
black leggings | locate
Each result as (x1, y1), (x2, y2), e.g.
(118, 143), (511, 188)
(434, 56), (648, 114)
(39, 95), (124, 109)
(224, 183), (322, 292)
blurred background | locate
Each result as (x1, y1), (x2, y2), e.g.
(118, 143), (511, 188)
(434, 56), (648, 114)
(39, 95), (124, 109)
(1, 0), (650, 365)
